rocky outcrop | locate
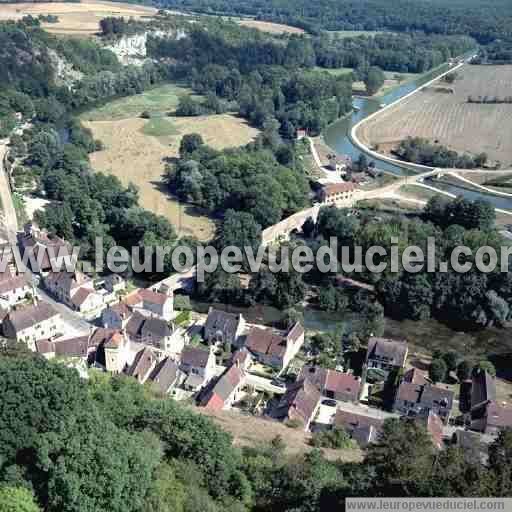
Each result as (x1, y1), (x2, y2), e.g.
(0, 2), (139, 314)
(48, 49), (83, 88)
(107, 29), (187, 66)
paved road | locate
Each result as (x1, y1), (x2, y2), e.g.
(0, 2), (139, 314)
(307, 137), (345, 184)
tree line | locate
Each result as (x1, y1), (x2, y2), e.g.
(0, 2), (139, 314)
(395, 137), (488, 169)
(141, 0), (512, 45)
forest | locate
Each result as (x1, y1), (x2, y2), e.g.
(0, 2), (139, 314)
(2, 349), (512, 512)
(143, 0), (512, 44)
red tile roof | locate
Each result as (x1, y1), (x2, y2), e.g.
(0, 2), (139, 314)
(246, 327), (286, 358)
(138, 288), (169, 305)
(322, 182), (356, 196)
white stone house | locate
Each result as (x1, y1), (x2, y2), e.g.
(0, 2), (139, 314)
(0, 273), (33, 308)
(179, 345), (217, 391)
(3, 301), (62, 351)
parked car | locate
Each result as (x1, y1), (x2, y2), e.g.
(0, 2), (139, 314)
(322, 399), (337, 407)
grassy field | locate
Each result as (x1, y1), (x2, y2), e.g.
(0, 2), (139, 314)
(197, 407), (363, 462)
(81, 83), (193, 122)
(83, 86), (259, 241)
(237, 19), (304, 34)
(0, 0), (156, 36)
(358, 65), (512, 165)
(140, 117), (180, 138)
(398, 184), (440, 201)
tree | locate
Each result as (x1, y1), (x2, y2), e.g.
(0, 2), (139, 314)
(489, 429), (512, 495)
(302, 216), (316, 238)
(364, 66), (385, 95)
(216, 209), (262, 255)
(473, 361), (496, 377)
(318, 285), (338, 312)
(0, 487), (41, 512)
(365, 419), (436, 496)
(442, 350), (461, 373)
(282, 307), (304, 329)
(456, 359), (473, 382)
(143, 463), (186, 512)
(179, 133), (204, 158)
(429, 358), (448, 383)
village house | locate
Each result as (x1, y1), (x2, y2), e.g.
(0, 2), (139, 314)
(230, 347), (253, 371)
(102, 302), (133, 329)
(125, 310), (186, 357)
(201, 360), (247, 411)
(393, 381), (454, 424)
(44, 270), (104, 318)
(245, 322), (305, 372)
(470, 371), (512, 435)
(300, 365), (361, 403)
(135, 288), (173, 320)
(272, 378), (321, 431)
(179, 345), (217, 392)
(18, 222), (73, 274)
(35, 334), (95, 362)
(334, 409), (384, 447)
(318, 182), (357, 207)
(0, 272), (32, 308)
(3, 301), (62, 350)
(327, 154), (352, 173)
(89, 328), (142, 374)
(125, 346), (159, 384)
(203, 308), (246, 347)
(148, 357), (184, 395)
(365, 337), (408, 378)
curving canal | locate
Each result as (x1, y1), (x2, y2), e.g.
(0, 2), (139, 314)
(323, 63), (512, 210)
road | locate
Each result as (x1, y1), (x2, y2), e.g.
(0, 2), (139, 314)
(307, 137), (349, 184)
(0, 142), (19, 245)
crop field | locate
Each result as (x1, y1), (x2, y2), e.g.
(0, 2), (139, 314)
(0, 0), (156, 36)
(83, 98), (259, 241)
(357, 65), (512, 166)
(237, 19), (304, 34)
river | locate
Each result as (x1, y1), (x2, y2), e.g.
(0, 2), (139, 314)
(323, 62), (512, 210)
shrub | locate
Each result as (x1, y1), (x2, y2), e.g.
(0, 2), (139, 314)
(311, 427), (353, 449)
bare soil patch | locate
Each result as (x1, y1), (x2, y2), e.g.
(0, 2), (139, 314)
(237, 19), (304, 34)
(0, 0), (156, 36)
(83, 114), (259, 240)
(357, 65), (512, 166)
(197, 407), (363, 462)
